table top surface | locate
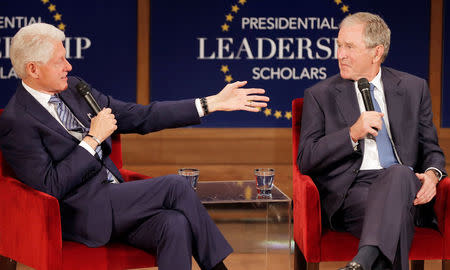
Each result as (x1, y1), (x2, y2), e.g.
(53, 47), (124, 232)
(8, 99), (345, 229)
(197, 180), (291, 204)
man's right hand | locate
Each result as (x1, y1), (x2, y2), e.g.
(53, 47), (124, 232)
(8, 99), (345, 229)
(87, 108), (117, 144)
(349, 111), (384, 142)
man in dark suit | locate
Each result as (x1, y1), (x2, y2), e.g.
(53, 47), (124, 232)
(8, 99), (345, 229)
(0, 23), (269, 270)
(298, 12), (446, 270)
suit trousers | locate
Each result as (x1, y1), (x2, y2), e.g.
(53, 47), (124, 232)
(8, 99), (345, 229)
(107, 175), (233, 270)
(335, 164), (421, 270)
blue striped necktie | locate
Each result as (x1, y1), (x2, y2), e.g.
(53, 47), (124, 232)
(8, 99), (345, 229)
(369, 83), (398, 168)
(48, 94), (118, 183)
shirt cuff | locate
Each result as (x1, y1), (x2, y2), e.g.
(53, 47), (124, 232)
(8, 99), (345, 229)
(425, 167), (444, 181)
(195, 98), (205, 117)
(79, 140), (96, 156)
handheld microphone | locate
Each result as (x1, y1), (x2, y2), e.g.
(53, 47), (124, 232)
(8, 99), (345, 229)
(357, 78), (375, 111)
(357, 78), (377, 139)
(76, 81), (101, 115)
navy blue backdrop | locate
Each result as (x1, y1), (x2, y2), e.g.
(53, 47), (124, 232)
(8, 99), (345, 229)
(0, 0), (137, 107)
(0, 1), (439, 128)
(151, 0), (430, 127)
(442, 0), (450, 128)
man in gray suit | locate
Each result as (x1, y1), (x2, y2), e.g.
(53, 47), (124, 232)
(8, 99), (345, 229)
(298, 12), (446, 270)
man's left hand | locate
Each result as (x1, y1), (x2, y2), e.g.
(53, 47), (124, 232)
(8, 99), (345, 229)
(206, 81), (269, 113)
(414, 171), (439, 205)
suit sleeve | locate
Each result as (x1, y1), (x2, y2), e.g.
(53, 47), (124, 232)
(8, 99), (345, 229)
(417, 79), (447, 176)
(297, 88), (360, 176)
(89, 87), (201, 134)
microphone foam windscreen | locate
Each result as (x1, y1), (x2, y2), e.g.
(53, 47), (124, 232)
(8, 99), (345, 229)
(357, 78), (370, 91)
(76, 81), (90, 96)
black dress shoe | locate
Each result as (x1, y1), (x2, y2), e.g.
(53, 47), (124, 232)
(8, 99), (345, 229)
(338, 261), (364, 270)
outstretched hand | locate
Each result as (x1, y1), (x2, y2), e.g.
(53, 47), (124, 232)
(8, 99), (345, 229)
(206, 81), (269, 113)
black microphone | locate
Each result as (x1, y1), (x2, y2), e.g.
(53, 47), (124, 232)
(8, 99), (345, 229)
(76, 81), (101, 115)
(357, 78), (375, 111)
(357, 78), (377, 139)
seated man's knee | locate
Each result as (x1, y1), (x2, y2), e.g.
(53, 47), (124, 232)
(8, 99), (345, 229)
(160, 211), (191, 241)
(165, 174), (191, 190)
(384, 164), (419, 190)
(385, 164), (415, 179)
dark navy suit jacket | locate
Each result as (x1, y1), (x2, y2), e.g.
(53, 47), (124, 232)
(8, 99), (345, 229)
(0, 76), (201, 247)
(297, 67), (447, 228)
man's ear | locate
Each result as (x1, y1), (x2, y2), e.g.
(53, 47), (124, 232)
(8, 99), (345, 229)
(25, 62), (40, 79)
(372, 45), (384, 64)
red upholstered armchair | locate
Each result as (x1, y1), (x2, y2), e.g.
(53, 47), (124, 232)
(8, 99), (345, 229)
(292, 98), (450, 270)
(0, 109), (156, 270)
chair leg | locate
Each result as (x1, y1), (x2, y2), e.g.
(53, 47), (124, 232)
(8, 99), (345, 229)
(411, 260), (424, 270)
(443, 259), (450, 270)
(0, 255), (16, 270)
(294, 242), (319, 270)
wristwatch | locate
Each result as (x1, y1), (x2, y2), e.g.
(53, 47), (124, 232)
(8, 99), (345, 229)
(427, 169), (441, 181)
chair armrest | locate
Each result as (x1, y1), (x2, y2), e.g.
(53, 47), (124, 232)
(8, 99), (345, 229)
(0, 176), (62, 270)
(293, 165), (322, 262)
(434, 177), (450, 258)
(119, 168), (151, 182)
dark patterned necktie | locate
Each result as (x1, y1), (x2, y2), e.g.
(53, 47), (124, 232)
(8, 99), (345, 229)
(48, 94), (117, 183)
(369, 83), (398, 168)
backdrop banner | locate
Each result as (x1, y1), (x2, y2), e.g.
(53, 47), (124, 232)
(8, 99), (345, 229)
(0, 0), (137, 107)
(151, 0), (430, 127)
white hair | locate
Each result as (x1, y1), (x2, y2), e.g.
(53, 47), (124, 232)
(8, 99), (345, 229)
(340, 12), (391, 62)
(10, 23), (65, 79)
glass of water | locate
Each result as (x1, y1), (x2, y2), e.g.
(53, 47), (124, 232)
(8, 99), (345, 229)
(178, 168), (200, 191)
(254, 168), (275, 198)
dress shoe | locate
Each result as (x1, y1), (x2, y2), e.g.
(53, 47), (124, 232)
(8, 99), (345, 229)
(338, 261), (364, 270)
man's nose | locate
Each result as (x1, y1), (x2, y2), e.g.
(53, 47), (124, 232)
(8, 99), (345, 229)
(65, 59), (72, 71)
(337, 48), (345, 60)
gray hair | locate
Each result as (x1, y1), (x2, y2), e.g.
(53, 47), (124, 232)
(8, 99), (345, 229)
(10, 23), (65, 79)
(340, 12), (391, 62)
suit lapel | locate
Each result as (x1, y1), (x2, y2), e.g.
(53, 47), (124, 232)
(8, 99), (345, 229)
(333, 78), (365, 152)
(334, 78), (361, 127)
(16, 85), (77, 142)
(381, 68), (404, 146)
(334, 78), (360, 126)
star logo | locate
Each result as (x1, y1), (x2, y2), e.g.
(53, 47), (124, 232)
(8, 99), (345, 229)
(48, 4), (56, 12)
(41, 0), (50, 4)
(284, 111), (292, 120)
(334, 0), (342, 4)
(238, 0), (247, 5)
(231, 5), (240, 13)
(53, 13), (62, 21)
(341, 5), (349, 13)
(58, 22), (66, 31)
(264, 108), (272, 117)
(220, 65), (229, 73)
(225, 75), (233, 83)
(221, 23), (230, 32)
(225, 13), (234, 22)
(274, 110), (282, 119)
